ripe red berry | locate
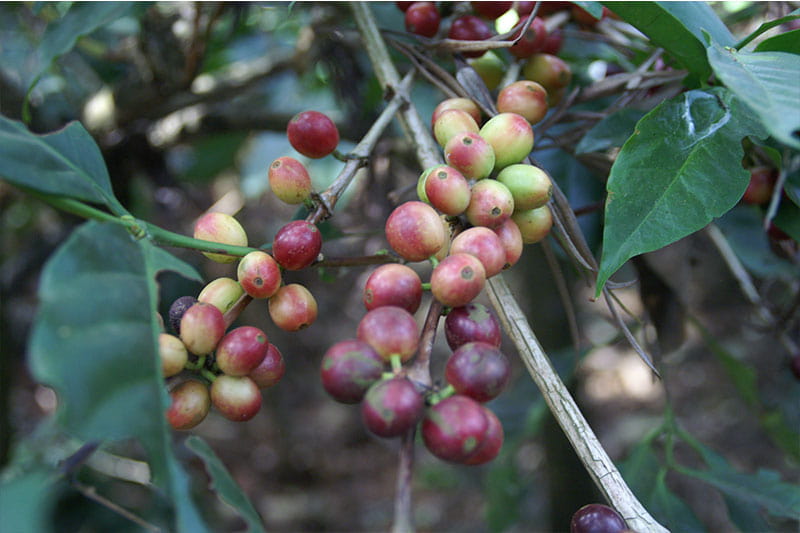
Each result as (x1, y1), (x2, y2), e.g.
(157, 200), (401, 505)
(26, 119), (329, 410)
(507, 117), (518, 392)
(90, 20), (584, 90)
(493, 218), (524, 269)
(463, 406), (504, 465)
(321, 339), (385, 403)
(272, 220), (322, 270)
(248, 343), (285, 389)
(287, 110), (339, 159)
(215, 326), (269, 377)
(268, 156), (313, 205)
(430, 253), (487, 308)
(444, 132), (496, 180)
(361, 377), (424, 438)
(741, 166), (777, 205)
(444, 302), (502, 350)
(423, 165), (472, 216)
(570, 503), (628, 533)
(180, 302), (226, 355)
(509, 16), (548, 58)
(357, 306), (420, 363)
(540, 28), (564, 55)
(385, 201), (447, 262)
(450, 226), (507, 278)
(471, 1), (512, 19)
(268, 283), (318, 331)
(465, 179), (515, 229)
(446, 342), (511, 402)
(448, 15), (493, 58)
(405, 2), (440, 38)
(421, 394), (489, 463)
(167, 380), (211, 430)
(363, 264), (423, 314)
(497, 80), (549, 125)
(210, 375), (262, 422)
(237, 251), (282, 298)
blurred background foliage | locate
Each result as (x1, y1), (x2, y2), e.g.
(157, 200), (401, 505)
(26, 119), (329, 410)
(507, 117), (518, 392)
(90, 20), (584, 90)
(1, 2), (799, 532)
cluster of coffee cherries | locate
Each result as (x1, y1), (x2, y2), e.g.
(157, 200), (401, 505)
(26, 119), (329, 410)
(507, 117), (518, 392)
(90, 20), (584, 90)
(162, 110), (341, 430)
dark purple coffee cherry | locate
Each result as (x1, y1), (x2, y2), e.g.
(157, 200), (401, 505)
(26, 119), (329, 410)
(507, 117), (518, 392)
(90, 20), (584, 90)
(445, 341), (510, 403)
(361, 377), (424, 438)
(169, 296), (197, 334)
(570, 503), (627, 533)
(444, 302), (502, 350)
(321, 339), (386, 403)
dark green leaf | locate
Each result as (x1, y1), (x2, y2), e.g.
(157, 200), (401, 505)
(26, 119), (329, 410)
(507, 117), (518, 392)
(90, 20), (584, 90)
(575, 108), (646, 154)
(604, 1), (735, 79)
(737, 9), (800, 49)
(707, 42), (800, 149)
(572, 1), (603, 18)
(28, 221), (209, 533)
(0, 117), (124, 213)
(773, 200), (800, 242)
(755, 29), (800, 55)
(596, 88), (766, 293)
(0, 469), (56, 533)
(186, 436), (266, 533)
(148, 246), (203, 284)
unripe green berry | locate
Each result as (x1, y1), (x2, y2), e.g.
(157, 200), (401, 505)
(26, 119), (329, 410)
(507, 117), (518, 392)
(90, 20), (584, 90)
(198, 277), (245, 314)
(159, 333), (188, 378)
(268, 156), (313, 205)
(511, 205), (553, 244)
(479, 113), (534, 171)
(496, 164), (552, 210)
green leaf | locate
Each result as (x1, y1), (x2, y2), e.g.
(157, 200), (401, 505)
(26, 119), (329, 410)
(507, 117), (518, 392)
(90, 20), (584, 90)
(0, 469), (56, 533)
(737, 9), (800, 50)
(604, 1), (735, 79)
(754, 29), (800, 55)
(575, 108), (646, 154)
(186, 437), (266, 533)
(0, 117), (125, 214)
(707, 42), (800, 149)
(28, 221), (209, 533)
(596, 88), (766, 293)
(773, 200), (800, 242)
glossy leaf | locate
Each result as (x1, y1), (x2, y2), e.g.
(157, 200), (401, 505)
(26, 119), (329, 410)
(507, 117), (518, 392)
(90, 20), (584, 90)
(707, 42), (800, 149)
(0, 117), (125, 213)
(575, 108), (646, 154)
(754, 28), (800, 55)
(186, 436), (267, 533)
(28, 221), (209, 533)
(604, 2), (735, 79)
(597, 88), (766, 293)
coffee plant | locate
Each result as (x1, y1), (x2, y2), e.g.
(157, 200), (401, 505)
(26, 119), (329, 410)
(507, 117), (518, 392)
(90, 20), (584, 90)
(1, 2), (799, 532)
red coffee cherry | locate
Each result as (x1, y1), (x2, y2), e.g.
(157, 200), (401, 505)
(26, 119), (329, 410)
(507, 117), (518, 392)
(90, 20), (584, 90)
(446, 341), (511, 402)
(430, 253), (487, 308)
(405, 2), (440, 38)
(385, 201), (447, 262)
(471, 2), (512, 19)
(357, 306), (420, 363)
(444, 132), (496, 180)
(450, 226), (507, 278)
(237, 251), (282, 298)
(497, 80), (549, 125)
(465, 179), (515, 229)
(268, 283), (318, 331)
(287, 110), (339, 159)
(540, 28), (564, 55)
(493, 218), (524, 269)
(210, 375), (262, 422)
(363, 264), (423, 314)
(268, 156), (312, 204)
(361, 377), (424, 438)
(431, 98), (482, 129)
(444, 302), (502, 350)
(421, 394), (489, 463)
(509, 16), (548, 58)
(215, 326), (269, 377)
(272, 220), (322, 270)
(570, 503), (628, 533)
(193, 212), (248, 264)
(248, 343), (285, 389)
(423, 165), (472, 216)
(167, 379), (211, 430)
(448, 15), (493, 58)
(321, 339), (385, 403)
(464, 406), (504, 465)
(741, 166), (777, 205)
(180, 302), (226, 355)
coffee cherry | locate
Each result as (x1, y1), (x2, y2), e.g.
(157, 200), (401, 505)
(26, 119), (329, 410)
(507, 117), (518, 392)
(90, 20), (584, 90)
(497, 80), (549, 125)
(571, 5), (609, 27)
(493, 218), (524, 269)
(450, 226), (507, 278)
(193, 212), (248, 264)
(741, 166), (777, 205)
(509, 16), (547, 58)
(421, 394), (489, 463)
(405, 2), (440, 38)
(249, 343), (285, 389)
(464, 406), (504, 465)
(211, 375), (262, 422)
(540, 28), (564, 55)
(168, 295), (197, 335)
(446, 342), (510, 402)
(523, 53), (572, 93)
(268, 156), (312, 204)
(180, 302), (226, 355)
(570, 503), (627, 533)
(159, 333), (188, 377)
(385, 201), (447, 262)
(444, 132), (496, 181)
(268, 283), (318, 331)
(272, 220), (322, 270)
(321, 339), (385, 403)
(167, 379), (211, 430)
(423, 165), (472, 216)
(496, 163), (552, 210)
(512, 205), (553, 244)
(467, 51), (506, 91)
(396, 1), (414, 11)
(479, 113), (534, 171)
(790, 355), (800, 381)
(237, 251), (282, 299)
(430, 253), (487, 308)
(435, 215), (453, 262)
(448, 15), (493, 58)
(363, 264), (423, 314)
(215, 326), (269, 377)
(361, 377), (424, 438)
(433, 109), (480, 148)
(444, 302), (502, 350)
(471, 1), (512, 19)
(287, 110), (339, 159)
(465, 179), (515, 229)
(198, 277), (245, 314)
(357, 306), (419, 363)
(431, 98), (482, 129)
